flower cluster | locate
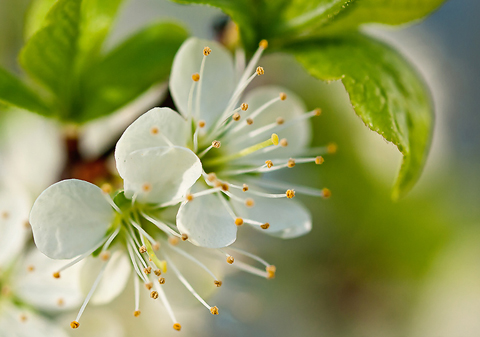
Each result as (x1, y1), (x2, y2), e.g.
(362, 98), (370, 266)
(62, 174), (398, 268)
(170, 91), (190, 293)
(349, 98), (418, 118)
(29, 37), (334, 331)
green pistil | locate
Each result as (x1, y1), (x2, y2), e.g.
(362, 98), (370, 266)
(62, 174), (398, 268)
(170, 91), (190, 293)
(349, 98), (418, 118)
(204, 133), (279, 166)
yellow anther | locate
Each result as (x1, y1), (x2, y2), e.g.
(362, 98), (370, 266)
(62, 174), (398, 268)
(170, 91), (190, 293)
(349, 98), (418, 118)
(133, 310), (141, 317)
(181, 233), (188, 241)
(256, 66), (264, 75)
(242, 184), (249, 192)
(70, 321), (80, 329)
(279, 92), (287, 101)
(235, 218), (244, 226)
(145, 282), (153, 290)
(23, 221), (31, 229)
(265, 160), (273, 168)
(214, 181), (222, 189)
(53, 272), (60, 279)
(314, 108), (322, 116)
(266, 265), (276, 279)
(241, 103), (248, 111)
(221, 183), (229, 192)
(101, 183), (112, 194)
(144, 266), (152, 275)
(169, 236), (180, 246)
(315, 156), (324, 165)
(154, 269), (162, 276)
(260, 223), (270, 229)
(158, 277), (166, 284)
(232, 112), (241, 121)
(276, 117), (285, 125)
(327, 142), (338, 154)
(322, 188), (332, 198)
(142, 183), (152, 192)
(27, 265), (35, 272)
(286, 189), (295, 199)
(150, 291), (159, 299)
(57, 298), (64, 306)
(198, 120), (206, 128)
(100, 251), (110, 261)
(1, 211), (9, 219)
(186, 194), (194, 202)
(287, 159), (296, 168)
(212, 140), (221, 148)
(150, 126), (159, 135)
(153, 242), (160, 251)
(280, 138), (288, 147)
(271, 133), (279, 145)
(207, 173), (217, 182)
(246, 118), (253, 125)
(139, 246), (147, 253)
(245, 198), (255, 207)
(210, 306), (219, 315)
(20, 314), (27, 322)
(226, 256), (235, 264)
(214, 280), (223, 287)
(192, 73), (200, 82)
(259, 39), (268, 49)
(173, 323), (182, 331)
(203, 46), (212, 56)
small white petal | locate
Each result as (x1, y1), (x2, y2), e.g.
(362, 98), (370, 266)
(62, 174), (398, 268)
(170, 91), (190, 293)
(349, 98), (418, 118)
(115, 107), (189, 177)
(81, 251), (131, 305)
(228, 86), (312, 161)
(177, 192), (236, 248)
(80, 84), (167, 160)
(0, 304), (69, 337)
(30, 179), (115, 259)
(170, 37), (235, 126)
(231, 187), (312, 238)
(13, 248), (84, 311)
(122, 146), (202, 204)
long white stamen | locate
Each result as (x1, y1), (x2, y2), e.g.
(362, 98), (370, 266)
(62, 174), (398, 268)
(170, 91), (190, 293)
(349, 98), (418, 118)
(103, 194), (121, 213)
(127, 243), (148, 283)
(74, 261), (108, 322)
(253, 179), (326, 197)
(187, 80), (196, 120)
(129, 218), (157, 246)
(126, 223), (142, 248)
(168, 244), (218, 280)
(242, 218), (266, 227)
(128, 237), (148, 269)
(102, 227), (121, 252)
(57, 238), (106, 273)
(228, 259), (269, 278)
(217, 193), (237, 219)
(238, 42), (267, 85)
(195, 54), (208, 119)
(228, 247), (270, 267)
(141, 212), (181, 238)
(221, 190), (248, 203)
(220, 164), (268, 176)
(153, 279), (177, 324)
(197, 144), (214, 158)
(134, 273), (140, 312)
(164, 254), (213, 311)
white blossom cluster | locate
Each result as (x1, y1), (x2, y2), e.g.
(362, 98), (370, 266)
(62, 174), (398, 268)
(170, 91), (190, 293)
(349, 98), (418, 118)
(0, 38), (333, 334)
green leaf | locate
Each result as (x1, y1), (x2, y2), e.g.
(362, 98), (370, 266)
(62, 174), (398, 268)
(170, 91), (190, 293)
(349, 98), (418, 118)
(0, 67), (50, 115)
(19, 0), (82, 103)
(321, 0), (446, 33)
(74, 22), (188, 123)
(288, 34), (433, 199)
(24, 0), (57, 40)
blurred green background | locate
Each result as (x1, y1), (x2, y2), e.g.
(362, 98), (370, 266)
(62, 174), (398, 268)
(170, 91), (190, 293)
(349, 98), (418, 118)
(1, 0), (479, 336)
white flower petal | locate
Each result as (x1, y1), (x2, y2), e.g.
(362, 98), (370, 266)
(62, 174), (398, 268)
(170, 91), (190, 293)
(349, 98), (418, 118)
(80, 84), (167, 160)
(122, 146), (202, 204)
(115, 107), (189, 177)
(0, 183), (30, 268)
(0, 304), (69, 337)
(170, 37), (235, 127)
(231, 188), (312, 239)
(228, 86), (312, 161)
(13, 248), (84, 311)
(177, 192), (236, 248)
(80, 251), (131, 305)
(30, 179), (115, 259)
